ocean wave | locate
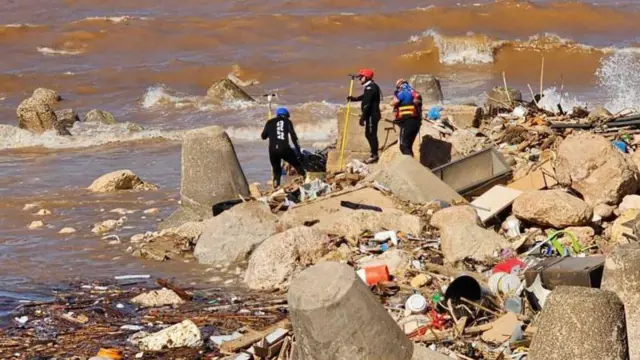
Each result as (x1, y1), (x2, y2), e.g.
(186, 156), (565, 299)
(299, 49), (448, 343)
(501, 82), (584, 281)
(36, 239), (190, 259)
(141, 85), (258, 111)
(2, 23), (40, 28)
(407, 30), (640, 65)
(0, 123), (184, 151)
(37, 47), (84, 56)
(74, 16), (150, 24)
(226, 117), (336, 142)
(597, 52), (640, 113)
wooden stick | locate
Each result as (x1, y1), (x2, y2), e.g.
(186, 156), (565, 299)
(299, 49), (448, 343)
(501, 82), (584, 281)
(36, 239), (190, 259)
(502, 71), (512, 105)
(459, 297), (501, 317)
(527, 84), (540, 108)
(540, 55), (545, 95)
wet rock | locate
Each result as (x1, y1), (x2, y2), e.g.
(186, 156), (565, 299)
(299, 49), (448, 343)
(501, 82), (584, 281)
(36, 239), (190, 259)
(110, 208), (131, 215)
(611, 209), (639, 245)
(131, 288), (185, 308)
(359, 249), (412, 276)
(249, 182), (262, 198)
(88, 170), (157, 192)
(620, 195), (640, 213)
(137, 319), (202, 351)
(194, 201), (277, 265)
(84, 109), (117, 125)
(127, 123), (144, 132)
(32, 88), (61, 106)
(16, 97), (58, 134)
(143, 208), (159, 215)
(28, 221), (44, 230)
(92, 219), (119, 235)
(555, 133), (639, 206)
(408, 74), (443, 105)
(587, 106), (612, 123)
(512, 190), (593, 228)
(602, 244), (640, 360)
(161, 221), (207, 240)
(54, 109), (79, 129)
(320, 211), (423, 240)
(486, 87), (522, 111)
(160, 126), (249, 229)
(36, 209), (51, 216)
(58, 227), (76, 234)
(131, 233), (145, 243)
(245, 227), (330, 291)
(565, 226), (595, 245)
(205, 78), (255, 102)
(529, 286), (628, 360)
(431, 206), (507, 264)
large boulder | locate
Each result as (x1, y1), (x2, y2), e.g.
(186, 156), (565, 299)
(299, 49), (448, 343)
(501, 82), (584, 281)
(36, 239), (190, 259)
(194, 201), (277, 265)
(449, 130), (483, 157)
(206, 78), (255, 102)
(245, 227), (330, 291)
(161, 126), (249, 229)
(88, 169), (157, 192)
(555, 133), (639, 206)
(512, 190), (593, 228)
(16, 97), (58, 134)
(32, 88), (60, 106)
(319, 210), (423, 239)
(365, 155), (463, 205)
(602, 244), (640, 360)
(620, 195), (640, 213)
(431, 206), (507, 264)
(529, 286), (628, 360)
(84, 109), (117, 125)
(408, 74), (443, 105)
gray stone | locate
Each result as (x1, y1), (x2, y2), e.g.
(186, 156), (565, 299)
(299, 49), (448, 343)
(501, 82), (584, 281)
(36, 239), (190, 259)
(288, 262), (413, 360)
(32, 88), (60, 105)
(486, 87), (522, 110)
(162, 126), (249, 229)
(408, 74), (443, 105)
(194, 201), (277, 265)
(512, 190), (593, 228)
(16, 97), (58, 134)
(245, 227), (330, 291)
(318, 210), (423, 240)
(206, 78), (255, 102)
(603, 244), (640, 360)
(529, 286), (628, 360)
(555, 133), (639, 206)
(365, 155), (463, 205)
(54, 108), (79, 129)
(88, 169), (157, 192)
(84, 109), (117, 125)
(131, 288), (185, 308)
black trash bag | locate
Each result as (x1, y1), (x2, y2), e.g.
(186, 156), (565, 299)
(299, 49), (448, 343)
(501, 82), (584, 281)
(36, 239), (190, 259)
(300, 150), (327, 173)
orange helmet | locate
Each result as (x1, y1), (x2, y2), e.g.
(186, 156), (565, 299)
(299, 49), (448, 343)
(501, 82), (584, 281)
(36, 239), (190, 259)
(358, 68), (374, 79)
(395, 78), (408, 88)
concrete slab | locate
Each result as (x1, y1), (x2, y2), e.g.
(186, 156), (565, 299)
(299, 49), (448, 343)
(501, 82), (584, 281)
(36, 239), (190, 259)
(471, 185), (522, 223)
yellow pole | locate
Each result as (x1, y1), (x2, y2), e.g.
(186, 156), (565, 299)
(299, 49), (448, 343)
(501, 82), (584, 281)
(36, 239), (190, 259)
(339, 77), (355, 169)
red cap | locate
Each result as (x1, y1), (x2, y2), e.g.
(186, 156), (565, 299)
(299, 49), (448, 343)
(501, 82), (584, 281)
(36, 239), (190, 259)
(358, 68), (374, 79)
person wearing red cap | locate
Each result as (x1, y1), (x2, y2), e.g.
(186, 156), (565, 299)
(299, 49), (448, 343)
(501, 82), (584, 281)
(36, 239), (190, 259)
(347, 68), (382, 164)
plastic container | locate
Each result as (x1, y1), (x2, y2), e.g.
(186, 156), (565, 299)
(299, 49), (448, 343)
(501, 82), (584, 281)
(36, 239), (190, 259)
(405, 294), (428, 314)
(488, 272), (521, 296)
(356, 265), (390, 286)
(374, 230), (398, 246)
(89, 348), (123, 360)
(504, 296), (523, 314)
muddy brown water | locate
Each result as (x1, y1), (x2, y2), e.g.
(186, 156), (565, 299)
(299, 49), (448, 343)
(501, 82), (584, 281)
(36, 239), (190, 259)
(1, 0), (640, 317)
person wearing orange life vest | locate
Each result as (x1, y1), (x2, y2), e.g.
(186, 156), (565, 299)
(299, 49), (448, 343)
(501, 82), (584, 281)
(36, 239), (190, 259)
(392, 79), (423, 157)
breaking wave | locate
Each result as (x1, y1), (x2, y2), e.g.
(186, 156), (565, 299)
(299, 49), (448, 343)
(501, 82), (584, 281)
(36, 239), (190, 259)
(407, 30), (639, 65)
(141, 85), (257, 112)
(74, 16), (150, 24)
(596, 52), (640, 114)
(36, 47), (84, 56)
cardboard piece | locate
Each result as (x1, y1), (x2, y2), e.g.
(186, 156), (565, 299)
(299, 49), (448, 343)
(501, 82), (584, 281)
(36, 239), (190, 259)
(508, 162), (558, 191)
(471, 185), (523, 223)
(480, 312), (521, 344)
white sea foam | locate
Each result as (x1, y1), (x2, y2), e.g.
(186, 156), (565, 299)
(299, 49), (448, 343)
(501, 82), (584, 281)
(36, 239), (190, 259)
(76, 16), (150, 24)
(537, 88), (586, 115)
(37, 47), (84, 56)
(596, 52), (640, 113)
(141, 85), (257, 111)
(225, 118), (336, 142)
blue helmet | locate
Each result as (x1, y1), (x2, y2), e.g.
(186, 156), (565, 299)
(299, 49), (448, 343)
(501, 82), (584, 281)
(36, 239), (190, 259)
(276, 107), (289, 117)
(397, 89), (414, 105)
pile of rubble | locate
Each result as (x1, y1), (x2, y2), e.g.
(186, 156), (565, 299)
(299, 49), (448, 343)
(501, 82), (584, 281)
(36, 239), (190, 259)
(8, 78), (640, 359)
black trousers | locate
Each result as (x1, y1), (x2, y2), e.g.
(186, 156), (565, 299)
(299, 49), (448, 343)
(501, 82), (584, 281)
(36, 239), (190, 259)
(269, 148), (305, 187)
(364, 117), (380, 157)
(398, 117), (421, 157)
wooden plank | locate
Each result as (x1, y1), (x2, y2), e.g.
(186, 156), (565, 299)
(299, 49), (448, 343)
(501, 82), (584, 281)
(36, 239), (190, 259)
(220, 319), (291, 354)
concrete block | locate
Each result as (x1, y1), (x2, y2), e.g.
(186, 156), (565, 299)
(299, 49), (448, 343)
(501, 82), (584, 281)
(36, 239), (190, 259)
(288, 262), (413, 360)
(365, 155), (463, 205)
(408, 74), (443, 105)
(529, 286), (628, 360)
(603, 244), (640, 360)
(161, 126), (249, 228)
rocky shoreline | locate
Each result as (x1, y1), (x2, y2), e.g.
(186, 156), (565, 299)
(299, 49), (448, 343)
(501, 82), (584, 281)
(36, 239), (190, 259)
(4, 76), (640, 359)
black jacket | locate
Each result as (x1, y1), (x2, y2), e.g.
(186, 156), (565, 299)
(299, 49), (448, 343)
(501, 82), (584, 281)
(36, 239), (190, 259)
(353, 80), (382, 122)
(261, 116), (301, 153)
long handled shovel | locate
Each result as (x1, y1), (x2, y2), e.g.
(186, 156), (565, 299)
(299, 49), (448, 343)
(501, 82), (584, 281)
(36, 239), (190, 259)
(338, 75), (357, 169)
(263, 93), (277, 119)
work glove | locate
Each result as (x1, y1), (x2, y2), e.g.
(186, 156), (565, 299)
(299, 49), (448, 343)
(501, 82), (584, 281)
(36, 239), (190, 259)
(347, 96), (356, 102)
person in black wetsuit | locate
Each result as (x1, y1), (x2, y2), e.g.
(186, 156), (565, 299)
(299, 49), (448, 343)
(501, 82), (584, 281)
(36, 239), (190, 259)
(347, 68), (381, 164)
(261, 107), (306, 188)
